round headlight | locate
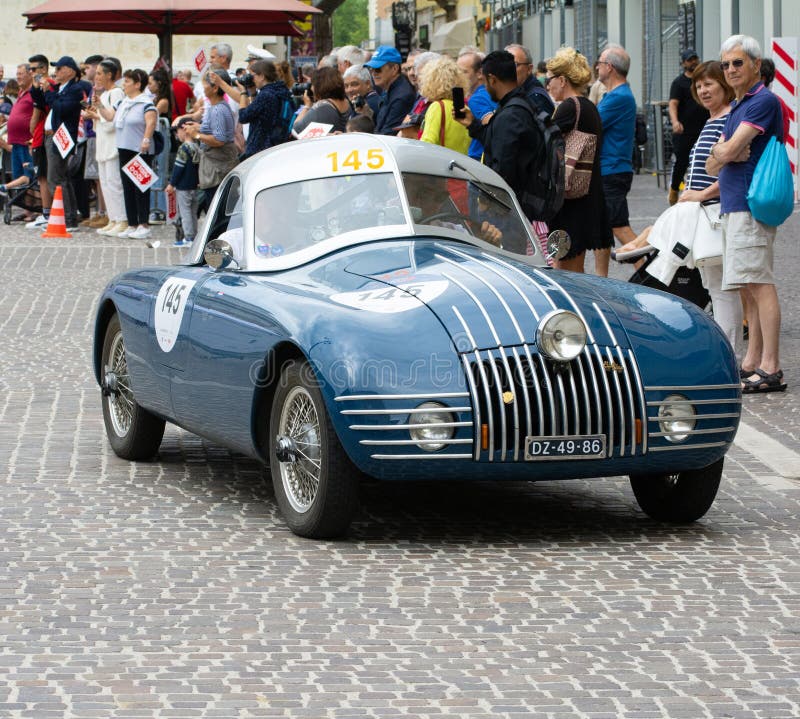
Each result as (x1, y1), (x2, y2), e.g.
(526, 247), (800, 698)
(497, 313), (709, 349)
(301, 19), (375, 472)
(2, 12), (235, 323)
(409, 402), (455, 452)
(536, 310), (587, 361)
(658, 394), (696, 443)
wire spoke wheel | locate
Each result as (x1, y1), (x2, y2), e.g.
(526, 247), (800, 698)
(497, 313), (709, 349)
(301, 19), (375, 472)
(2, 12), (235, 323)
(278, 386), (322, 513)
(105, 331), (134, 437)
(269, 359), (358, 538)
(100, 314), (165, 461)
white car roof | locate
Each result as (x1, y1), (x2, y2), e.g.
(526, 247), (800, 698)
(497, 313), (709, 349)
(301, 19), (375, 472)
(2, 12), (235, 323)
(186, 134), (540, 271)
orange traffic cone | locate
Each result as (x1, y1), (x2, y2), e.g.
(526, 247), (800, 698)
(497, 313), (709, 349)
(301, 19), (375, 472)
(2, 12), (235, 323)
(41, 185), (72, 238)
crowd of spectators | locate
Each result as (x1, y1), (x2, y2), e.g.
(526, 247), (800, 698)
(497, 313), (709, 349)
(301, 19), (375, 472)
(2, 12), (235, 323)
(0, 36), (788, 391)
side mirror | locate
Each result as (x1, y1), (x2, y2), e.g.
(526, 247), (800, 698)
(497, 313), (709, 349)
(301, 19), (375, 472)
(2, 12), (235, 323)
(204, 238), (240, 270)
(546, 229), (571, 261)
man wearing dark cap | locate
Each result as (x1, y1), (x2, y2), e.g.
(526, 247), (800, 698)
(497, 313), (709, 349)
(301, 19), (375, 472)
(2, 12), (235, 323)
(365, 46), (415, 135)
(42, 56), (85, 230)
(668, 48), (708, 204)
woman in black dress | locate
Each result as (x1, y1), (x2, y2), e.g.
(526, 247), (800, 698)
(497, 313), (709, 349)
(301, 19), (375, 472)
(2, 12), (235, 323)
(546, 47), (613, 274)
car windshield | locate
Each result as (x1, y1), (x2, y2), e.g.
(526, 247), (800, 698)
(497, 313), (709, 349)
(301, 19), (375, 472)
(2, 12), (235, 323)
(402, 172), (535, 255)
(253, 172), (404, 259)
(251, 170), (535, 260)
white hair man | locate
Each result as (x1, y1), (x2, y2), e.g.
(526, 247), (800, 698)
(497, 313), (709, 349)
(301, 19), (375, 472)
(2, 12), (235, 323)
(343, 64), (381, 117)
(338, 45), (366, 75)
(595, 42), (637, 276)
(705, 34), (787, 394)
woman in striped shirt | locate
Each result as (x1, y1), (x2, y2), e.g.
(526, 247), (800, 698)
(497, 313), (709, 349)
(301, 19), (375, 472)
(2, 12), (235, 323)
(617, 62), (743, 354)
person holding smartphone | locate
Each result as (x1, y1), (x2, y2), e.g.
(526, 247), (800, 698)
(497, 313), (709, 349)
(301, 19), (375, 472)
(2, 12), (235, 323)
(416, 56), (470, 155)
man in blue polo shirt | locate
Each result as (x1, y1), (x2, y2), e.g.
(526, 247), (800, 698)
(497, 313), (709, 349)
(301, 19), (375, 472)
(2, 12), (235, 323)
(706, 35), (786, 394)
(596, 43), (637, 277)
(365, 46), (416, 135)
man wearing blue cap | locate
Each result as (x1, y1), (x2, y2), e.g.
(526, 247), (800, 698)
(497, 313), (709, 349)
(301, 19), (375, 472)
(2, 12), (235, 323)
(365, 46), (415, 135)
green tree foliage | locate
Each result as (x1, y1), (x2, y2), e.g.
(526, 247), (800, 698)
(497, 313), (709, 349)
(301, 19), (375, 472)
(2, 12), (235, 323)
(332, 0), (369, 48)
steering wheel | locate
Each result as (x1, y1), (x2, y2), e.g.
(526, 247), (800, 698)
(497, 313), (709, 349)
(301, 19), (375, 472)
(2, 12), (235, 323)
(417, 211), (476, 236)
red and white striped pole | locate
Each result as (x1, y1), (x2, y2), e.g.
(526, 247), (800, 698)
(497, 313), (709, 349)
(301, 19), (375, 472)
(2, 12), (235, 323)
(771, 37), (799, 200)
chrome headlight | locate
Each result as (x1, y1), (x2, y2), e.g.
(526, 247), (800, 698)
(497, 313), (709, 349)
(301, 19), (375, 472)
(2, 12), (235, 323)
(536, 310), (587, 361)
(408, 402), (455, 452)
(658, 394), (696, 442)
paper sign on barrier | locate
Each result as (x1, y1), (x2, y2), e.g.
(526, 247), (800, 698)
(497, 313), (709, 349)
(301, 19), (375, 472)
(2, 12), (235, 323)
(122, 154), (158, 192)
(167, 189), (178, 222)
(193, 47), (208, 77)
(53, 123), (75, 159)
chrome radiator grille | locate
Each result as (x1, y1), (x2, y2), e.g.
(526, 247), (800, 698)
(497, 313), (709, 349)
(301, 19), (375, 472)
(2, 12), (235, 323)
(464, 345), (646, 462)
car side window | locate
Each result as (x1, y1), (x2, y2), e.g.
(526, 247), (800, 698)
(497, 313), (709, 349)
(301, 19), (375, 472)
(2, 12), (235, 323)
(206, 176), (242, 243)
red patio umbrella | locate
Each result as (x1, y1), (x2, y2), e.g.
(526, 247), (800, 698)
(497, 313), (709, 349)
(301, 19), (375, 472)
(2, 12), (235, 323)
(24, 0), (323, 69)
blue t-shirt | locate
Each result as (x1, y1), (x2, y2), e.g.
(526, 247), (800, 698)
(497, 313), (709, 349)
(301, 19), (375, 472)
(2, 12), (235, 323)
(718, 82), (784, 215)
(598, 83), (636, 175)
(466, 84), (497, 160)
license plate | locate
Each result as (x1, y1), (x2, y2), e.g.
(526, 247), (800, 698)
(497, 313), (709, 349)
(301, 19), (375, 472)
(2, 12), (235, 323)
(525, 434), (606, 460)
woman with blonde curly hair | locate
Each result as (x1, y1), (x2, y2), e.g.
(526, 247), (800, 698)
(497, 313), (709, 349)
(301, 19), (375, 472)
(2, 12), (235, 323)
(417, 56), (471, 154)
(546, 46), (613, 273)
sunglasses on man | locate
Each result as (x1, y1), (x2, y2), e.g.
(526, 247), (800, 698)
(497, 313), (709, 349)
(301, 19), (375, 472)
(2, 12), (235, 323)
(720, 58), (746, 71)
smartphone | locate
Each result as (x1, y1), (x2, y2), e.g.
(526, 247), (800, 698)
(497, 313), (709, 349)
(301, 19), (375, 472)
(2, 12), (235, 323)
(80, 99), (91, 109)
(452, 86), (466, 119)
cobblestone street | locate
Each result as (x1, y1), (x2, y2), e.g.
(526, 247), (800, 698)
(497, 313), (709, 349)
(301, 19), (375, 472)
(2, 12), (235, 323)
(1, 173), (799, 718)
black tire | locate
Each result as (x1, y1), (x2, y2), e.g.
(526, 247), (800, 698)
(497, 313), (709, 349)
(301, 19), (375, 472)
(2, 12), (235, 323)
(269, 359), (358, 538)
(101, 314), (166, 460)
(629, 457), (724, 523)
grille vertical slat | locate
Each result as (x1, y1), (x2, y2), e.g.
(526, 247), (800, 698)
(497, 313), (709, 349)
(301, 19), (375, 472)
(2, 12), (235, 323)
(534, 353), (558, 435)
(521, 344), (545, 435)
(627, 349), (648, 455)
(461, 354), (482, 461)
(577, 351), (596, 435)
(486, 349), (509, 461)
(511, 348), (532, 448)
(604, 347), (626, 457)
(592, 346), (616, 458)
(616, 346), (637, 455)
(472, 349), (495, 460)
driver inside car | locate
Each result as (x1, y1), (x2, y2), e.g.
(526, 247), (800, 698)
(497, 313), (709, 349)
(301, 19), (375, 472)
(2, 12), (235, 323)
(404, 173), (503, 247)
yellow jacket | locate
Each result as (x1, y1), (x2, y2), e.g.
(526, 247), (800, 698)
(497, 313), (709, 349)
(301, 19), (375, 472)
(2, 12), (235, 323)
(419, 99), (471, 155)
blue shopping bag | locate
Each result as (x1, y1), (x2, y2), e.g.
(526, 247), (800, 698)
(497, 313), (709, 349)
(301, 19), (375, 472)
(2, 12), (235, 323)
(746, 136), (795, 226)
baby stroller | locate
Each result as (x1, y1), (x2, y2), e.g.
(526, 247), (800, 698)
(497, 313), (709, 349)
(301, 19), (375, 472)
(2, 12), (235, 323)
(2, 176), (43, 225)
(616, 245), (710, 310)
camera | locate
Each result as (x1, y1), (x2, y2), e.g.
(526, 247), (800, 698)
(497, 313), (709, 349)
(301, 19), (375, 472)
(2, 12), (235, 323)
(239, 73), (255, 89)
(291, 82), (313, 100)
(352, 95), (366, 109)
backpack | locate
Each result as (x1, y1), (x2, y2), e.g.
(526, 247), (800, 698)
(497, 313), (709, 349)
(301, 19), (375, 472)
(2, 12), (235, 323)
(505, 96), (565, 223)
(635, 112), (648, 145)
(269, 95), (294, 147)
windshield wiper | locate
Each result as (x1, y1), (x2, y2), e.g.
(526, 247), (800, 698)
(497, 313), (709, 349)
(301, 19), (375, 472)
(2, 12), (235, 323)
(448, 160), (513, 212)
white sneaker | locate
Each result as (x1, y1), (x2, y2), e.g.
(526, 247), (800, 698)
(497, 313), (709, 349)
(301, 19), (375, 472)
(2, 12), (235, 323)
(117, 226), (136, 238)
(25, 215), (48, 229)
(130, 225), (152, 240)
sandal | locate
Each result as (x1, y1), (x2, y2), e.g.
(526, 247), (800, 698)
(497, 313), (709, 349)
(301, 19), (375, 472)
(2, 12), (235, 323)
(741, 368), (787, 394)
(739, 367), (754, 380)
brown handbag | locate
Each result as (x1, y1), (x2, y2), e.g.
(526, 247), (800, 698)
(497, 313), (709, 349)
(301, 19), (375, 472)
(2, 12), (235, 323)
(563, 96), (597, 199)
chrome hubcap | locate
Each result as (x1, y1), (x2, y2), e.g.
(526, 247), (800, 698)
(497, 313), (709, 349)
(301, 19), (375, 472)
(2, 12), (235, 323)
(277, 386), (322, 513)
(104, 331), (134, 437)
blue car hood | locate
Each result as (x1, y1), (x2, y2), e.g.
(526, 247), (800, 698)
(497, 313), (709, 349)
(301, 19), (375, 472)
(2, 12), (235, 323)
(345, 240), (635, 351)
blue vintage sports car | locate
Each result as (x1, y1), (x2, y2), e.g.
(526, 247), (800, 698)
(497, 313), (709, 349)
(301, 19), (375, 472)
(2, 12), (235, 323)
(94, 134), (741, 538)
